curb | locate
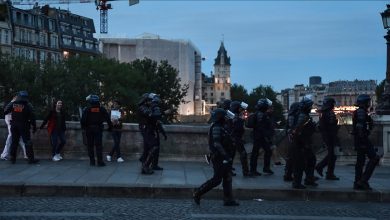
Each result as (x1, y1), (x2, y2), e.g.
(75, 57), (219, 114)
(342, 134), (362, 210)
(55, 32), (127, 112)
(0, 183), (388, 202)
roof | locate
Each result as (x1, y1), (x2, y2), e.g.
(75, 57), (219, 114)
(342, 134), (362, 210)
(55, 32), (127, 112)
(214, 42), (230, 66)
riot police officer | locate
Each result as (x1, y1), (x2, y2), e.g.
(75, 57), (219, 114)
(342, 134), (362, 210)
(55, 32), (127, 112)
(284, 102), (300, 181)
(249, 98), (273, 176)
(353, 94), (379, 190)
(4, 91), (39, 164)
(138, 93), (167, 175)
(315, 97), (340, 180)
(80, 94), (112, 167)
(291, 97), (317, 189)
(193, 108), (239, 206)
(229, 101), (251, 176)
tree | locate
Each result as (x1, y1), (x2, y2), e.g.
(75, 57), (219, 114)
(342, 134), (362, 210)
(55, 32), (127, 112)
(230, 83), (249, 103)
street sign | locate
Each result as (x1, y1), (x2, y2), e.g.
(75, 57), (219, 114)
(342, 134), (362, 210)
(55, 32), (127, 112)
(129, 0), (138, 6)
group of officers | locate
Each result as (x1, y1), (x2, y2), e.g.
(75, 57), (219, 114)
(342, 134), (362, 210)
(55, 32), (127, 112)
(3, 90), (380, 206)
(193, 93), (380, 205)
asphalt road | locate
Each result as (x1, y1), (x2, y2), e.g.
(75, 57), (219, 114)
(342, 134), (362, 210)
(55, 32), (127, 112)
(0, 197), (389, 220)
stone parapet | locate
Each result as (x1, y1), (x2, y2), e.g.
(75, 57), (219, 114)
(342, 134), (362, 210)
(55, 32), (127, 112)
(0, 119), (384, 163)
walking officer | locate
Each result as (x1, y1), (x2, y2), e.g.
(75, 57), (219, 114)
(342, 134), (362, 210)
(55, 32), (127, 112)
(249, 98), (273, 176)
(80, 94), (113, 167)
(291, 97), (317, 189)
(315, 97), (340, 180)
(229, 101), (251, 177)
(284, 102), (300, 181)
(138, 93), (167, 174)
(193, 108), (239, 206)
(4, 91), (39, 164)
(353, 94), (380, 190)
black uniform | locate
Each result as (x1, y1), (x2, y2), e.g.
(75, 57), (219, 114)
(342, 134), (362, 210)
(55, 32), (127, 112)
(80, 103), (112, 166)
(229, 111), (250, 176)
(138, 101), (167, 174)
(316, 108), (339, 179)
(284, 102), (300, 181)
(292, 108), (317, 188)
(193, 109), (238, 206)
(250, 110), (273, 174)
(4, 97), (38, 164)
(352, 106), (379, 190)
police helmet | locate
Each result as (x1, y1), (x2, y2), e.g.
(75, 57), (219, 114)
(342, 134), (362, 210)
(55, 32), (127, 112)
(217, 99), (231, 110)
(300, 96), (313, 113)
(86, 94), (99, 104)
(266, 98), (272, 106)
(210, 108), (227, 123)
(356, 94), (371, 108)
(148, 93), (161, 104)
(288, 102), (300, 115)
(321, 97), (336, 111)
(229, 101), (241, 114)
(255, 98), (270, 112)
(18, 91), (28, 98)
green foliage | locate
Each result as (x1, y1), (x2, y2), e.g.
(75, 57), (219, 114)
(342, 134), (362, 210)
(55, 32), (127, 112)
(0, 55), (188, 122)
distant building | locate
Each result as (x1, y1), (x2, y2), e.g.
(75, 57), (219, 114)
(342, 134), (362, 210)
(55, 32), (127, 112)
(0, 2), (98, 61)
(327, 80), (377, 107)
(0, 3), (12, 55)
(279, 77), (377, 111)
(202, 42), (231, 112)
(99, 34), (203, 115)
(41, 5), (99, 58)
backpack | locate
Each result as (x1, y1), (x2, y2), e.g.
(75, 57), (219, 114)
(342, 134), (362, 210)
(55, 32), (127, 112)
(245, 112), (257, 128)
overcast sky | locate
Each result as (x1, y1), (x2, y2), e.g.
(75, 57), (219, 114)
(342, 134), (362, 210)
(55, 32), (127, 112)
(33, 0), (390, 92)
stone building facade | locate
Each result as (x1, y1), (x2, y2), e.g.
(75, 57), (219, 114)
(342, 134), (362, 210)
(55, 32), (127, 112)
(99, 35), (203, 115)
(202, 42), (231, 112)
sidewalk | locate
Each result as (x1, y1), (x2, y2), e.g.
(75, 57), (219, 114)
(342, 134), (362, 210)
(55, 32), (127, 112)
(0, 159), (389, 202)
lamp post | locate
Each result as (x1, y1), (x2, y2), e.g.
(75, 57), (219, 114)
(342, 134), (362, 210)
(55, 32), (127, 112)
(377, 4), (390, 115)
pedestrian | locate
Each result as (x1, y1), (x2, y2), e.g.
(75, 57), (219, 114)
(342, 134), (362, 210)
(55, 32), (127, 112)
(106, 100), (125, 163)
(4, 91), (39, 164)
(353, 94), (380, 191)
(80, 94), (113, 167)
(1, 95), (27, 160)
(193, 108), (239, 206)
(229, 101), (251, 177)
(315, 97), (340, 180)
(291, 97), (317, 189)
(138, 93), (167, 174)
(249, 98), (273, 176)
(40, 100), (67, 162)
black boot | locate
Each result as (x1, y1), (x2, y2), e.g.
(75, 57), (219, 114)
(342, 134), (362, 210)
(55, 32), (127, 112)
(193, 188), (201, 205)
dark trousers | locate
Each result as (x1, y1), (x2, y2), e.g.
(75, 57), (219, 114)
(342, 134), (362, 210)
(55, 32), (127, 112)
(86, 128), (103, 164)
(50, 130), (66, 156)
(284, 143), (294, 177)
(316, 133), (337, 176)
(354, 137), (379, 183)
(250, 140), (272, 172)
(231, 140), (249, 174)
(10, 125), (35, 162)
(109, 130), (122, 158)
(292, 139), (316, 186)
(140, 128), (160, 168)
(196, 156), (234, 201)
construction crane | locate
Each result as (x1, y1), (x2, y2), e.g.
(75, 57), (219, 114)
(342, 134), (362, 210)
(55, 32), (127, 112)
(7, 0), (139, 34)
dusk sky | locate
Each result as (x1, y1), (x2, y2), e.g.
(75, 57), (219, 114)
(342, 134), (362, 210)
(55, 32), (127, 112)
(25, 0), (390, 92)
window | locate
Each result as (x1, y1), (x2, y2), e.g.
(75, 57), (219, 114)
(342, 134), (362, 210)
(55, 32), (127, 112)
(221, 92), (224, 96)
(49, 20), (55, 31)
(62, 36), (72, 46)
(50, 35), (58, 48)
(39, 32), (47, 46)
(211, 93), (213, 97)
(74, 38), (83, 47)
(39, 51), (46, 64)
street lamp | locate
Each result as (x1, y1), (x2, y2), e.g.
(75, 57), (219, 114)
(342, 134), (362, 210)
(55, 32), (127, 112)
(377, 5), (390, 114)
